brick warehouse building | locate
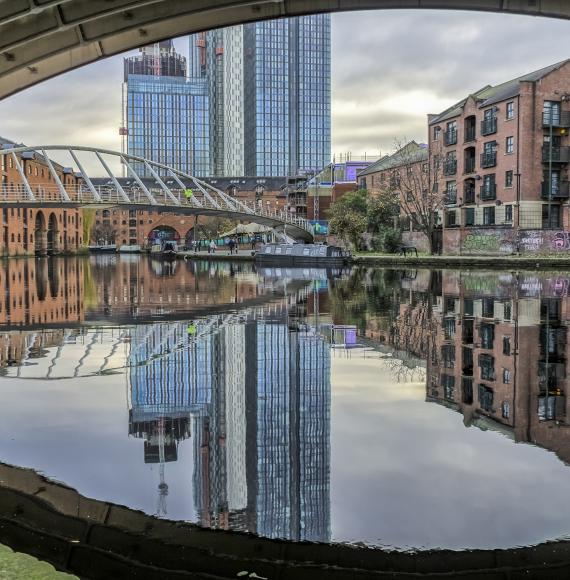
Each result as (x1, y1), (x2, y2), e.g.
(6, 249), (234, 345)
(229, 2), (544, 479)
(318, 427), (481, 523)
(90, 176), (287, 247)
(1, 139), (84, 256)
(430, 59), (570, 255)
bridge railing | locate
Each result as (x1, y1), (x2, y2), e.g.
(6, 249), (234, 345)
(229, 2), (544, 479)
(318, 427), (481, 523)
(0, 182), (313, 234)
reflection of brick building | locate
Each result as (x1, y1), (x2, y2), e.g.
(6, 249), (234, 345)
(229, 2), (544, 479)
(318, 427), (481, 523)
(1, 138), (84, 256)
(0, 258), (84, 328)
(424, 270), (570, 465)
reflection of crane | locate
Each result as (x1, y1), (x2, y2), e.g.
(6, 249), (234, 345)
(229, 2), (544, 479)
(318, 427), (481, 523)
(156, 416), (169, 517)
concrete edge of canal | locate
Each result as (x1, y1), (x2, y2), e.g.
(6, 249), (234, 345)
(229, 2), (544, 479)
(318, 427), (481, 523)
(2, 462), (570, 579)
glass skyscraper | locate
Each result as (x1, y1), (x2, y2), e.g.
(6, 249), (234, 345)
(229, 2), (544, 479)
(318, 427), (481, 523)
(123, 42), (210, 177)
(189, 15), (331, 178)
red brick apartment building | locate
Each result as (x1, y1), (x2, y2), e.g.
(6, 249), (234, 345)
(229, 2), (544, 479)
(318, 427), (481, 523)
(430, 59), (570, 255)
(1, 139), (84, 256)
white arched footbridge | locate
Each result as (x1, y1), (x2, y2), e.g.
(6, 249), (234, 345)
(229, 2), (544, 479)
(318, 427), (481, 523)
(0, 145), (314, 242)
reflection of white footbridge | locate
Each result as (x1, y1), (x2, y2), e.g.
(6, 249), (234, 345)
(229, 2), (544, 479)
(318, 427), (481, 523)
(4, 295), (313, 380)
(0, 146), (314, 242)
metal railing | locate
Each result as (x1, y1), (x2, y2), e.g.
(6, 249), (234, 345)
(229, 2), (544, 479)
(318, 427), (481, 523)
(443, 159), (457, 176)
(0, 146), (314, 239)
(444, 130), (457, 146)
(542, 146), (570, 163)
(480, 151), (497, 168)
(481, 117), (497, 136)
(543, 110), (570, 128)
(541, 181), (570, 199)
(0, 182), (313, 233)
(480, 182), (496, 200)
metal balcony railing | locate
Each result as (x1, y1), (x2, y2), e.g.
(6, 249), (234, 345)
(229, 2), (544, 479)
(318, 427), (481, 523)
(464, 126), (476, 142)
(464, 157), (476, 174)
(541, 181), (570, 199)
(464, 186), (476, 204)
(481, 117), (497, 136)
(480, 183), (497, 200)
(542, 146), (570, 163)
(445, 191), (457, 205)
(444, 130), (457, 146)
(543, 110), (570, 128)
(480, 152), (497, 168)
(443, 159), (457, 176)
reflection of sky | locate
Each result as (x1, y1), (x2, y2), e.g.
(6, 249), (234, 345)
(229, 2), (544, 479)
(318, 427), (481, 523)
(5, 351), (570, 550)
(331, 357), (570, 550)
(0, 376), (195, 521)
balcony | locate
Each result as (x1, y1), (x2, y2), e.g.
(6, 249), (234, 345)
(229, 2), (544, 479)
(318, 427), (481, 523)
(443, 159), (457, 176)
(481, 117), (497, 136)
(464, 182), (476, 204)
(464, 157), (476, 174)
(464, 126), (476, 143)
(444, 130), (458, 146)
(445, 192), (457, 205)
(543, 110), (570, 128)
(542, 146), (570, 164)
(480, 152), (497, 168)
(541, 180), (570, 199)
(480, 183), (497, 200)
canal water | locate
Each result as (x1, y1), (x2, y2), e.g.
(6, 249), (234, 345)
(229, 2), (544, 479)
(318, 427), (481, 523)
(1, 256), (570, 553)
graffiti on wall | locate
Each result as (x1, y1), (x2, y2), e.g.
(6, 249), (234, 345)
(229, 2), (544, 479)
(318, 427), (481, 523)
(462, 230), (514, 255)
(519, 231), (544, 252)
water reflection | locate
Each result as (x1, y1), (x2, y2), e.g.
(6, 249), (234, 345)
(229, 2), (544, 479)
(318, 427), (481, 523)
(7, 261), (570, 551)
(418, 270), (570, 463)
(128, 319), (331, 540)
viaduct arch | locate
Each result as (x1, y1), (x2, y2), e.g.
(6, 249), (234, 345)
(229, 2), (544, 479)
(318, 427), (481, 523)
(0, 1), (569, 100)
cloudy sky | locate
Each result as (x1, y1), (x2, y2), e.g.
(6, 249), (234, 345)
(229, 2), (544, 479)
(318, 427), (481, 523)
(0, 9), (568, 170)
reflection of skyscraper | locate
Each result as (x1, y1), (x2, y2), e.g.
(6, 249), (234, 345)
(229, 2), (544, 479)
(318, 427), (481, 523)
(128, 314), (331, 541)
(191, 319), (331, 542)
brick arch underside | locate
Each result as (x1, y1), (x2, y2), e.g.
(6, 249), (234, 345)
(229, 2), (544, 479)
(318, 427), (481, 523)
(1, 1), (569, 100)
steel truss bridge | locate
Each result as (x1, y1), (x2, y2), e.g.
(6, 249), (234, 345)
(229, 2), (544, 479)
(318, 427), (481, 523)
(0, 145), (314, 242)
(0, 1), (568, 100)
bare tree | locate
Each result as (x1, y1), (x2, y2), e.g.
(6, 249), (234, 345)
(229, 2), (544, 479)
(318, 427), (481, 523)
(91, 223), (117, 246)
(378, 139), (445, 255)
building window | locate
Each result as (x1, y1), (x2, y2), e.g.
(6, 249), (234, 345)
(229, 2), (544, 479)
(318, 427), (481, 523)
(505, 170), (513, 187)
(446, 210), (457, 227)
(441, 345), (455, 368)
(504, 302), (512, 320)
(506, 136), (514, 154)
(502, 400), (510, 418)
(483, 206), (495, 225)
(482, 298), (494, 318)
(442, 374), (455, 401)
(479, 355), (496, 382)
(433, 126), (441, 141)
(480, 322), (495, 348)
(479, 384), (495, 413)
(445, 180), (457, 204)
(504, 205), (513, 222)
(506, 102), (515, 120)
(503, 369), (511, 385)
(464, 207), (475, 226)
(481, 174), (496, 200)
(542, 204), (561, 228)
(543, 100), (561, 126)
(503, 336), (511, 356)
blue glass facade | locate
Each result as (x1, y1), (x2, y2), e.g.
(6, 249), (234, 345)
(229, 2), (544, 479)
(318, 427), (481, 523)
(125, 74), (210, 177)
(244, 15), (331, 177)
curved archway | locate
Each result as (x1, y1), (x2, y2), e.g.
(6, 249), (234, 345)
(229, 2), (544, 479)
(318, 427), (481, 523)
(0, 2), (568, 100)
(148, 226), (181, 246)
(47, 213), (58, 255)
(34, 211), (47, 256)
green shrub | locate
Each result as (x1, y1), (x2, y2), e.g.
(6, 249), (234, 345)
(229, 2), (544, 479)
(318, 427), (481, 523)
(383, 228), (402, 253)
